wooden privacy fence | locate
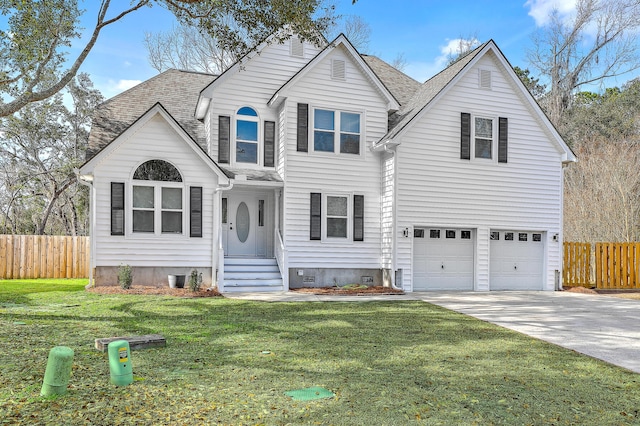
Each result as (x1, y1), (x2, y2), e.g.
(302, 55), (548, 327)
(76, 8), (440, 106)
(564, 242), (640, 289)
(563, 242), (592, 288)
(0, 235), (90, 279)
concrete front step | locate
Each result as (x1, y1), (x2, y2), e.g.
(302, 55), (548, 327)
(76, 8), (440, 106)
(223, 257), (283, 292)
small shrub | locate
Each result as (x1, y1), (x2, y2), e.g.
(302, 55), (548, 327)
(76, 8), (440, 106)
(188, 269), (202, 292)
(118, 264), (133, 289)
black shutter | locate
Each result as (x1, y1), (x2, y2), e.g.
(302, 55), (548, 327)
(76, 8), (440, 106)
(353, 195), (364, 242)
(310, 192), (321, 240)
(297, 103), (308, 152)
(264, 120), (275, 167)
(111, 182), (125, 236)
(218, 115), (230, 163)
(460, 112), (471, 160)
(498, 117), (508, 163)
(190, 186), (203, 238)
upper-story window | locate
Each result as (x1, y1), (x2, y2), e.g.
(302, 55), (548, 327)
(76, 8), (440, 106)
(132, 160), (183, 234)
(460, 112), (508, 163)
(236, 107), (259, 164)
(313, 108), (361, 155)
(474, 117), (493, 159)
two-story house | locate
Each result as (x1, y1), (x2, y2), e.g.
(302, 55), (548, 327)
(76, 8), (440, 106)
(78, 32), (575, 292)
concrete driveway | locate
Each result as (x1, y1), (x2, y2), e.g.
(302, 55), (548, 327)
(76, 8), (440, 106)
(417, 291), (640, 374)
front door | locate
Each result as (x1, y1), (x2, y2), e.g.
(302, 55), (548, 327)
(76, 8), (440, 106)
(224, 192), (269, 257)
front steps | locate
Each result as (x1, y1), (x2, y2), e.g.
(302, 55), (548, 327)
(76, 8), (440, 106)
(222, 258), (284, 292)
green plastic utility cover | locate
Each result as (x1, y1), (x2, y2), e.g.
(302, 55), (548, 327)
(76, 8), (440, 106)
(284, 386), (335, 401)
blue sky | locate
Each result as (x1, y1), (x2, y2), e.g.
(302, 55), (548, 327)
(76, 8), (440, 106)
(72, 0), (624, 99)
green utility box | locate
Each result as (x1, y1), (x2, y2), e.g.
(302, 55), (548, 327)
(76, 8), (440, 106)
(108, 340), (133, 386)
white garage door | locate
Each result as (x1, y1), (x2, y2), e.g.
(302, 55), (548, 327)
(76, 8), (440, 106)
(490, 231), (544, 290)
(413, 228), (474, 291)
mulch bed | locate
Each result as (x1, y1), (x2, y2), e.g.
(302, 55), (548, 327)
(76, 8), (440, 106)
(563, 286), (599, 294)
(87, 285), (221, 297)
(291, 286), (405, 295)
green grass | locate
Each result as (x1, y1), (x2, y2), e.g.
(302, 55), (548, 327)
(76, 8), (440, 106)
(0, 279), (87, 304)
(1, 282), (640, 425)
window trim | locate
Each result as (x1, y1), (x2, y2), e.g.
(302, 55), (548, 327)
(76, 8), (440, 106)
(234, 106), (260, 166)
(310, 107), (363, 156)
(324, 194), (350, 240)
(473, 115), (495, 160)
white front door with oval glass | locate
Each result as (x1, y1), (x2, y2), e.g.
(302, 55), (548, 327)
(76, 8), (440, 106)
(227, 197), (257, 256)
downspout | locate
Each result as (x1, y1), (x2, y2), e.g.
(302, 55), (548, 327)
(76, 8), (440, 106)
(213, 180), (234, 290)
(383, 144), (402, 291)
(75, 171), (95, 289)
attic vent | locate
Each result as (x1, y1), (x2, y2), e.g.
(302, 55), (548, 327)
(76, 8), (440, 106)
(332, 59), (346, 80)
(291, 37), (304, 57)
(479, 69), (492, 89)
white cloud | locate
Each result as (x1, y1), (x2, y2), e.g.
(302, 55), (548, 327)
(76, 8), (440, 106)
(115, 79), (141, 91)
(404, 38), (481, 82)
(525, 0), (577, 26)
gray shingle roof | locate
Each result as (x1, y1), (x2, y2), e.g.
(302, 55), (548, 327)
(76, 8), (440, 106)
(382, 41), (489, 142)
(361, 54), (421, 106)
(87, 69), (217, 159)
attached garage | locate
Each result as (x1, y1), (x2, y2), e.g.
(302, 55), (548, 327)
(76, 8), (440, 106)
(489, 231), (544, 290)
(413, 228), (474, 291)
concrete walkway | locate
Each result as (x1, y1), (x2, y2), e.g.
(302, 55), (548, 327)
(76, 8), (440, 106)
(226, 290), (640, 373)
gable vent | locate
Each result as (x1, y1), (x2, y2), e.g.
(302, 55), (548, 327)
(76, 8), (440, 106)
(291, 37), (304, 57)
(479, 69), (492, 89)
(332, 59), (346, 80)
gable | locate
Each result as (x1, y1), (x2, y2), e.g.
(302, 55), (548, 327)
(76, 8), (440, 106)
(196, 36), (324, 118)
(377, 41), (575, 164)
(80, 104), (229, 183)
(268, 35), (399, 111)
(88, 70), (216, 159)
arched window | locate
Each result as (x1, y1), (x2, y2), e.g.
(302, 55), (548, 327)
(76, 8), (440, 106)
(236, 107), (259, 164)
(133, 159), (182, 182)
(132, 160), (183, 234)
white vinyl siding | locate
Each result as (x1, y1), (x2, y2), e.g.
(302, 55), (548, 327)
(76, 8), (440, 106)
(394, 52), (564, 291)
(207, 39), (322, 162)
(92, 115), (219, 267)
(282, 46), (389, 269)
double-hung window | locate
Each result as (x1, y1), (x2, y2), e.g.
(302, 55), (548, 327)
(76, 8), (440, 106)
(461, 113), (508, 162)
(310, 192), (364, 241)
(326, 195), (349, 238)
(474, 117), (493, 159)
(313, 109), (361, 155)
(131, 160), (183, 235)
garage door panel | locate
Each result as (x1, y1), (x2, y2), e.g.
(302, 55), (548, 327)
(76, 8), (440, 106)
(413, 228), (474, 291)
(490, 231), (544, 290)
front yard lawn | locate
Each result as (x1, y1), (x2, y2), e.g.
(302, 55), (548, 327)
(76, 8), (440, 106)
(1, 282), (639, 425)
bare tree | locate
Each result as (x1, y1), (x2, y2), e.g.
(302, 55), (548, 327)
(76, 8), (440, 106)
(527, 0), (640, 125)
(324, 14), (372, 51)
(390, 53), (408, 72)
(564, 140), (640, 243)
(446, 35), (481, 66)
(145, 22), (240, 74)
(342, 15), (372, 51)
